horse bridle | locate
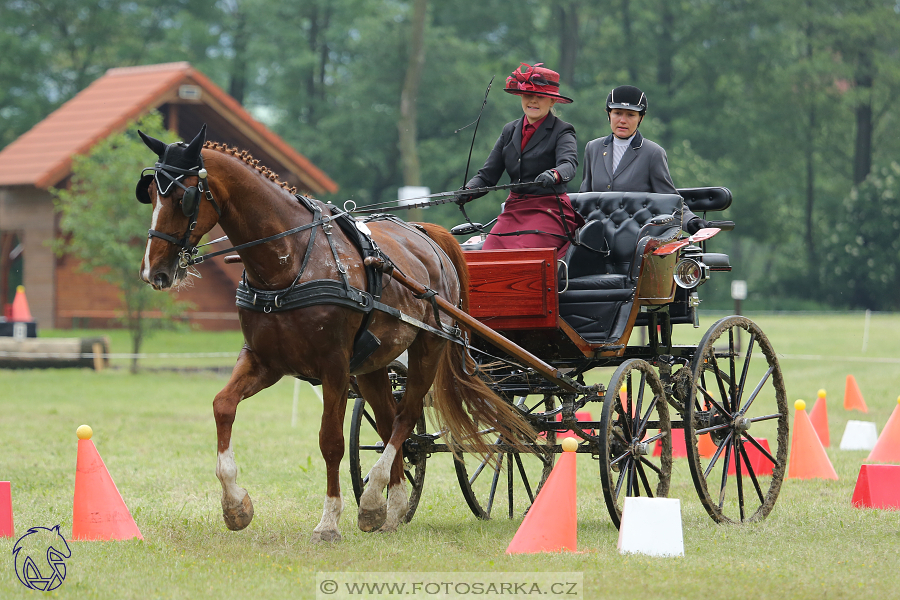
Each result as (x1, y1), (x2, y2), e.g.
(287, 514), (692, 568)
(139, 149), (222, 268)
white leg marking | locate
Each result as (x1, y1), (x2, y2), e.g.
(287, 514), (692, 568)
(312, 494), (344, 542)
(359, 444), (396, 511)
(141, 191), (163, 283)
(380, 482), (409, 532)
(216, 442), (245, 503)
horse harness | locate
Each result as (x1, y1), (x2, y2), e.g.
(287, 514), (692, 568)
(234, 198), (464, 371)
(138, 151), (222, 267)
(140, 155), (465, 371)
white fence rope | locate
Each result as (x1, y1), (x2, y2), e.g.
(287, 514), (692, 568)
(0, 351), (238, 359)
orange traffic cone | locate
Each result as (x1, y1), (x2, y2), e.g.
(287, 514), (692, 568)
(866, 396), (900, 463)
(507, 441), (576, 553)
(10, 285), (32, 322)
(698, 433), (718, 459)
(851, 465), (900, 509)
(555, 411), (593, 439)
(0, 481), (13, 538)
(72, 425), (143, 541)
(788, 400), (838, 480)
(809, 389), (830, 446)
(654, 432), (687, 458)
(844, 375), (868, 413)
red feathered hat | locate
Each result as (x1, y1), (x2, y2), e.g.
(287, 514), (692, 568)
(504, 63), (573, 104)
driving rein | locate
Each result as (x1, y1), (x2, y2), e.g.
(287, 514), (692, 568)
(142, 164), (465, 370)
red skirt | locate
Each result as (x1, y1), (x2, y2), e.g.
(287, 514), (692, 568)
(482, 193), (585, 258)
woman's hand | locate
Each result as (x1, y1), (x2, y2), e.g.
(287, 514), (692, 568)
(455, 186), (474, 205)
(535, 170), (558, 187)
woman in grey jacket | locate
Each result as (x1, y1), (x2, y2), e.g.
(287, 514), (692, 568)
(580, 85), (707, 233)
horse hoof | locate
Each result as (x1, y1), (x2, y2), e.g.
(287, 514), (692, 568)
(311, 529), (342, 544)
(377, 522), (399, 534)
(357, 506), (387, 532)
(222, 492), (254, 531)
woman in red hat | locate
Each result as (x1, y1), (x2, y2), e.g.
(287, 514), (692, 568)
(458, 63), (583, 257)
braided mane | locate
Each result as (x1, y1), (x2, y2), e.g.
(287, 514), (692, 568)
(204, 141), (298, 195)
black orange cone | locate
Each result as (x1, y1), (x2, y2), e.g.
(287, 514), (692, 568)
(10, 285), (32, 322)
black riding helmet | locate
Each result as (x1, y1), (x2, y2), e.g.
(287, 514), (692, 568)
(606, 85), (648, 115)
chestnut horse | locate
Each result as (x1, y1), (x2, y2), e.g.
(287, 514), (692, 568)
(136, 125), (532, 542)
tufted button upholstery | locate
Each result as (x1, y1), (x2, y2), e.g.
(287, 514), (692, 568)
(558, 192), (683, 343)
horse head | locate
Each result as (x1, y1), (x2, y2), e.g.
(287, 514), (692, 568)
(136, 124), (221, 290)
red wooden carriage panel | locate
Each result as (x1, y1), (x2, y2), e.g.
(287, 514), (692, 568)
(464, 248), (558, 330)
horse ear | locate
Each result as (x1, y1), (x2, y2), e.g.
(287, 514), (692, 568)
(185, 124), (207, 163)
(138, 130), (167, 158)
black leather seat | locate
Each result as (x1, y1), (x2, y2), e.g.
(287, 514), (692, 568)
(559, 192), (683, 343)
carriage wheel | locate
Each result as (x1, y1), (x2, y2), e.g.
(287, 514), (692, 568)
(454, 394), (556, 519)
(348, 360), (427, 524)
(598, 358), (672, 529)
(684, 315), (789, 524)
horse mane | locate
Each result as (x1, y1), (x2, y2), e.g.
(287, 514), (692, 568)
(204, 141), (298, 195)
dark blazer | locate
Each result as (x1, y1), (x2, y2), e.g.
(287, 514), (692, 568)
(467, 114), (577, 198)
(579, 132), (697, 226)
(579, 132), (676, 194)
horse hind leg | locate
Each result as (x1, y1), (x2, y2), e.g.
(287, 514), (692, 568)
(354, 368), (400, 532)
(379, 481), (409, 533)
(214, 349), (278, 531)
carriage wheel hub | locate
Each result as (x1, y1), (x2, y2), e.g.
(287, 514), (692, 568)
(632, 441), (650, 456)
(735, 417), (751, 432)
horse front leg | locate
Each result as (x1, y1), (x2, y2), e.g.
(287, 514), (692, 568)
(214, 348), (279, 531)
(311, 369), (351, 543)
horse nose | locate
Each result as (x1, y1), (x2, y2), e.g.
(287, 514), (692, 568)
(153, 272), (171, 290)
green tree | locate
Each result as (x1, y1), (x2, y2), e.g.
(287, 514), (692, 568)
(819, 161), (900, 310)
(52, 114), (189, 373)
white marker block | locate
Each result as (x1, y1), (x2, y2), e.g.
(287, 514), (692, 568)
(840, 420), (879, 451)
(617, 497), (684, 557)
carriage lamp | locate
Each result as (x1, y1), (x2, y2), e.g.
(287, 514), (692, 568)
(674, 257), (709, 289)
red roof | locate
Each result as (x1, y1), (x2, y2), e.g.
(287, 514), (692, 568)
(0, 62), (337, 193)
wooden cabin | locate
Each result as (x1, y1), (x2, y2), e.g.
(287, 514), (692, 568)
(0, 62), (337, 330)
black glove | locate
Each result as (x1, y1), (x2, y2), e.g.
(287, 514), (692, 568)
(455, 186), (474, 205)
(534, 170), (558, 188)
(684, 217), (710, 235)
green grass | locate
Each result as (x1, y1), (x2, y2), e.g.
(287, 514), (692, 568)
(2, 312), (899, 599)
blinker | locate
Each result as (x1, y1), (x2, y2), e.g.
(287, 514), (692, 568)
(135, 174), (153, 204)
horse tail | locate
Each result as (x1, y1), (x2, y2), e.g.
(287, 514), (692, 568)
(418, 223), (536, 462)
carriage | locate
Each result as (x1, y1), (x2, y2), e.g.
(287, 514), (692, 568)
(137, 126), (788, 541)
(348, 186), (788, 528)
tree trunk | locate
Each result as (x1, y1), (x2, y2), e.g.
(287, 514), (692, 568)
(622, 0), (637, 82)
(398, 0), (428, 188)
(803, 21), (816, 267)
(655, 0), (675, 149)
(805, 101), (816, 266)
(853, 49), (874, 185)
(556, 1), (580, 86)
(229, 8), (249, 104)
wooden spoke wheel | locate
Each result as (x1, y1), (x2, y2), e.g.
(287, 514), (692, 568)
(348, 360), (427, 524)
(684, 315), (789, 524)
(598, 358), (672, 529)
(454, 394), (556, 519)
